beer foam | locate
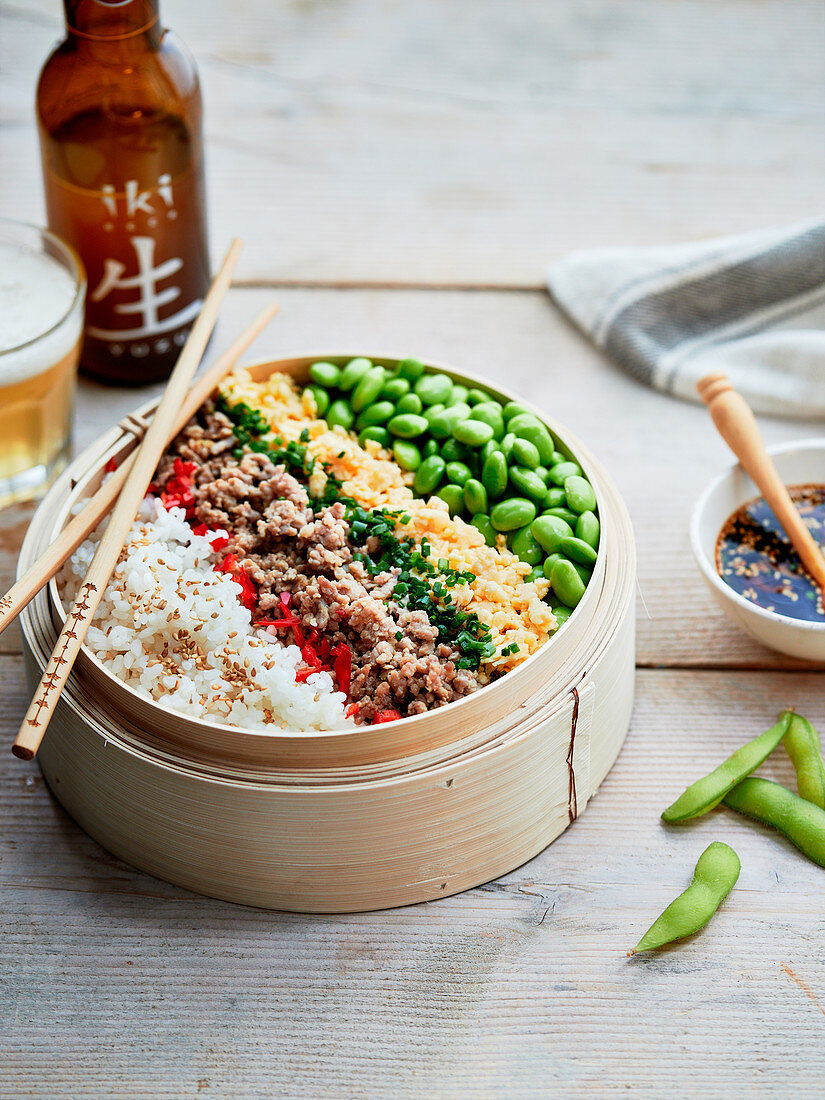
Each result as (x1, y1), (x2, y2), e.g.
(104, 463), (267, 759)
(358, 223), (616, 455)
(0, 242), (82, 383)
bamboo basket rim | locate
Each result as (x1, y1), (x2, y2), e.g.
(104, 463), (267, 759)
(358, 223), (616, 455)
(32, 352), (633, 770)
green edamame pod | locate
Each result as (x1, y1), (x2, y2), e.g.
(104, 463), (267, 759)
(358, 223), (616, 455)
(723, 777), (825, 867)
(351, 366), (387, 412)
(661, 711), (792, 823)
(470, 513), (497, 547)
(396, 393), (424, 416)
(381, 377), (410, 400)
(544, 486), (567, 509)
(550, 558), (586, 608)
(464, 478), (488, 515)
(436, 483), (465, 517)
(356, 401), (395, 429)
(413, 455), (446, 495)
(509, 466), (547, 501)
(396, 357), (426, 381)
(482, 450), (508, 500)
(359, 426), (391, 449)
(547, 460), (583, 486)
(531, 514), (573, 554)
(629, 842), (740, 956)
(559, 535), (598, 567)
(575, 510), (600, 549)
(565, 475), (597, 514)
(326, 399), (355, 430)
(509, 524), (544, 566)
(490, 498), (537, 532)
(467, 388), (489, 406)
(453, 419), (495, 447)
(305, 385), (330, 417)
(511, 437), (541, 469)
(393, 440), (422, 471)
(783, 712), (825, 810)
(387, 413), (429, 439)
(447, 385), (469, 406)
(339, 357), (372, 391)
(470, 403), (505, 438)
(415, 373), (453, 406)
(308, 361), (341, 387)
(445, 461), (473, 486)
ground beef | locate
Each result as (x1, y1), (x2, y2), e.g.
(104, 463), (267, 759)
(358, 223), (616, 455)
(155, 411), (482, 722)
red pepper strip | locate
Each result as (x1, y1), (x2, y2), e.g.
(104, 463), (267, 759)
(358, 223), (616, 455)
(104, 457), (118, 473)
(213, 553), (258, 611)
(254, 617), (300, 629)
(295, 668), (317, 683)
(191, 523), (209, 537)
(331, 642), (351, 695)
(373, 709), (402, 724)
(210, 535), (229, 552)
(345, 703), (360, 719)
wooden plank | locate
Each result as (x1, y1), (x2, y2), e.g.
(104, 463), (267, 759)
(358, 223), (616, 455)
(2, 660), (824, 1096)
(2, 0), (823, 286)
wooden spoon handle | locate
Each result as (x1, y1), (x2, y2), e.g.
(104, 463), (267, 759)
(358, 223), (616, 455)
(697, 372), (825, 590)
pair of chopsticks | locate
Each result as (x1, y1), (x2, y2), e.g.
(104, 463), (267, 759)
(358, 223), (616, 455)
(8, 239), (279, 760)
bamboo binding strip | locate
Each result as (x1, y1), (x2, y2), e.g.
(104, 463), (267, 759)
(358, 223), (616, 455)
(18, 354), (636, 912)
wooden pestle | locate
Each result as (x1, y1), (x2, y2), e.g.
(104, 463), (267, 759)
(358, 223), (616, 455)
(697, 372), (825, 591)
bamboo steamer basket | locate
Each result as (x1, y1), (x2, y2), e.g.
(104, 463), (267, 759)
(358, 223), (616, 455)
(19, 354), (636, 912)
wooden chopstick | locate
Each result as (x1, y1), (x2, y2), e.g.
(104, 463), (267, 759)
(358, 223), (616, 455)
(0, 299), (278, 643)
(12, 240), (244, 761)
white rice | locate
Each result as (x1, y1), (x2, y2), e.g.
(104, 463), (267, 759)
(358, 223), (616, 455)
(61, 497), (353, 731)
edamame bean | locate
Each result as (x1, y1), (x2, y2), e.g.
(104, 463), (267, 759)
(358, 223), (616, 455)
(500, 432), (517, 459)
(491, 498), (537, 532)
(467, 388), (489, 406)
(724, 777), (825, 868)
(422, 439), (439, 458)
(544, 486), (567, 509)
(446, 461), (473, 486)
(549, 451), (567, 466)
(388, 413), (428, 439)
(559, 535), (598, 567)
(510, 524), (544, 566)
(305, 385), (330, 416)
(359, 426), (391, 448)
(326, 399), (355, 430)
(535, 465), (549, 483)
(441, 439), (467, 464)
(531, 514), (573, 554)
(396, 393), (424, 416)
(542, 553), (564, 579)
(381, 377), (410, 400)
(453, 419), (495, 446)
(415, 373), (453, 406)
(543, 506), (579, 527)
(447, 385), (469, 406)
(565, 475), (597, 514)
(436, 483), (465, 516)
(393, 441), (422, 471)
(423, 402), (446, 426)
(470, 403), (505, 438)
(629, 843), (741, 956)
(429, 403), (471, 439)
(308, 361), (341, 387)
(576, 510), (600, 549)
(553, 605), (572, 627)
(471, 513), (497, 547)
(509, 466), (547, 501)
(351, 366), (387, 411)
(356, 400), (394, 428)
(511, 437), (541, 469)
(526, 566), (545, 584)
(550, 558), (586, 608)
(547, 460), (583, 486)
(783, 712), (825, 810)
(482, 450), (508, 500)
(413, 455), (446, 495)
(339, 357), (372, 391)
(396, 357), (425, 381)
(480, 439), (500, 464)
(661, 711), (792, 823)
(464, 478), (488, 515)
(503, 402), (532, 423)
(508, 414), (555, 463)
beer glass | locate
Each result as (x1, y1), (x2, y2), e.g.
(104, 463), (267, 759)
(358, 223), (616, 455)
(0, 219), (85, 507)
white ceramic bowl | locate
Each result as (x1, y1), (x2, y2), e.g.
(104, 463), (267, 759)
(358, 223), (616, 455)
(690, 439), (825, 661)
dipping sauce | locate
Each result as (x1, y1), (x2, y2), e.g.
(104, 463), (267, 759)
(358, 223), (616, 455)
(715, 484), (825, 623)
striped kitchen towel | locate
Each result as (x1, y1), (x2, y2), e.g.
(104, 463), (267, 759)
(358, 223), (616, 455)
(547, 218), (825, 419)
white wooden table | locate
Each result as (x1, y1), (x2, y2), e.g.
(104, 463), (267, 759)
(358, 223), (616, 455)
(2, 2), (824, 1095)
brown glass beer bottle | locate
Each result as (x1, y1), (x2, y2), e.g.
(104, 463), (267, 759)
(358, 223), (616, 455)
(36, 0), (210, 385)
